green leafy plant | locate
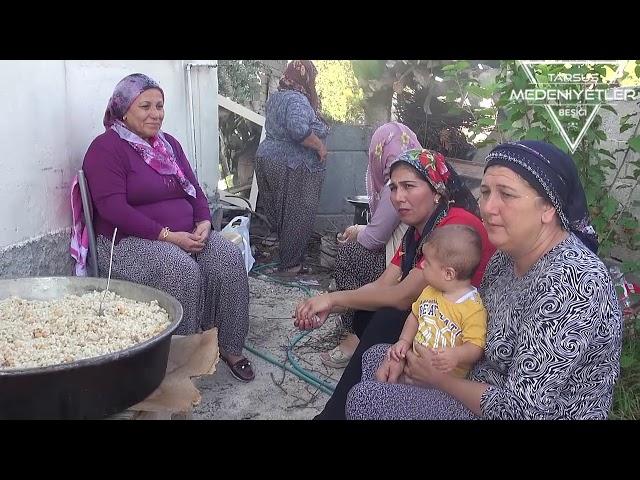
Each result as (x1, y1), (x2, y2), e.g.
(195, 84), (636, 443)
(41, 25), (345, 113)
(315, 60), (364, 124)
(487, 61), (640, 260)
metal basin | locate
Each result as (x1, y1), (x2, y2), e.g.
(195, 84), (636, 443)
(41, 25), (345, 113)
(345, 196), (370, 225)
(345, 195), (369, 206)
(0, 276), (183, 419)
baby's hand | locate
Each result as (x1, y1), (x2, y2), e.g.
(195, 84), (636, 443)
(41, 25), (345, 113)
(430, 347), (459, 373)
(389, 339), (411, 362)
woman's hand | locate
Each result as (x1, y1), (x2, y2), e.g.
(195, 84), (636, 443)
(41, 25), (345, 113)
(403, 343), (448, 388)
(338, 224), (365, 243)
(294, 294), (333, 330)
(318, 143), (328, 163)
(375, 356), (405, 384)
(193, 220), (212, 243)
(167, 231), (205, 254)
(302, 133), (327, 162)
(430, 347), (460, 373)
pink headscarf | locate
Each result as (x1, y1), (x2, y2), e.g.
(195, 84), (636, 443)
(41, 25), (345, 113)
(366, 122), (421, 214)
(103, 73), (164, 128)
(105, 73), (196, 198)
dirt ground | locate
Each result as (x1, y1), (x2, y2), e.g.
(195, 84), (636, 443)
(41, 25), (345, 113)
(192, 229), (348, 420)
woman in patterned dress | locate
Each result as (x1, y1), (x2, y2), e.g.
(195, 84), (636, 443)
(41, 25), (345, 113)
(295, 148), (496, 419)
(321, 122), (421, 369)
(254, 60), (329, 274)
(346, 140), (623, 419)
(83, 73), (254, 382)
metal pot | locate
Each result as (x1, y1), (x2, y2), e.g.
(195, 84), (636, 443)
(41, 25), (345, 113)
(0, 276), (183, 419)
(346, 195), (370, 225)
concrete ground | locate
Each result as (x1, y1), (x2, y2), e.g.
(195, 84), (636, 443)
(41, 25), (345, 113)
(192, 230), (348, 420)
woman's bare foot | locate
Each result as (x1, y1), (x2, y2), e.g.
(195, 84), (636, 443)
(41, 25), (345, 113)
(320, 333), (360, 368)
(277, 264), (310, 275)
(340, 333), (359, 357)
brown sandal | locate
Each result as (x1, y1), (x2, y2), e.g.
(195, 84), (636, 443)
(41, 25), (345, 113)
(221, 355), (255, 382)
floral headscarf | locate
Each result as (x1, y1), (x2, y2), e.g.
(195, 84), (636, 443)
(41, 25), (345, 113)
(392, 148), (481, 278)
(104, 73), (196, 198)
(392, 148), (451, 196)
(366, 122), (421, 214)
(278, 60), (321, 112)
(103, 73), (163, 129)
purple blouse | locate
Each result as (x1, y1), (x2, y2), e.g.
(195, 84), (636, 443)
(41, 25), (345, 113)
(82, 129), (211, 243)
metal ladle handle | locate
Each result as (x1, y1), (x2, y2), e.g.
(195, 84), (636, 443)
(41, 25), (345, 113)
(98, 227), (117, 316)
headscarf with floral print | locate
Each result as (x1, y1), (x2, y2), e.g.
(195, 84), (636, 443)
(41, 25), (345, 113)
(278, 60), (321, 112)
(366, 122), (421, 214)
(391, 148), (481, 278)
(104, 73), (196, 198)
(393, 148), (451, 196)
(103, 73), (163, 129)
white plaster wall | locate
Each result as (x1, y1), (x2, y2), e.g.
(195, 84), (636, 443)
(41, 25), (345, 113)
(0, 61), (69, 249)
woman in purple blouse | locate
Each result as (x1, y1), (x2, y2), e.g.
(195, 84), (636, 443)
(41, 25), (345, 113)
(82, 73), (254, 382)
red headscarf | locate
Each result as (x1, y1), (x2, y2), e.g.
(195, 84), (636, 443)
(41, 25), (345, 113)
(278, 60), (321, 112)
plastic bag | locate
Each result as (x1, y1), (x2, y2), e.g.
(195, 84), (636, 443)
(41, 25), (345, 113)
(220, 215), (255, 273)
(609, 265), (630, 309)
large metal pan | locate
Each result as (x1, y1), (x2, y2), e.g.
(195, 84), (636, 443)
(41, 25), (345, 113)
(0, 276), (183, 419)
(346, 195), (370, 225)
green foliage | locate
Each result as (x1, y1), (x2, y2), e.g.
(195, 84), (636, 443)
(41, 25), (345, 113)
(216, 60), (270, 190)
(217, 60), (265, 104)
(611, 326), (640, 419)
(350, 60), (455, 125)
(490, 60), (640, 261)
(315, 60), (365, 124)
(439, 60), (500, 145)
(351, 60), (386, 83)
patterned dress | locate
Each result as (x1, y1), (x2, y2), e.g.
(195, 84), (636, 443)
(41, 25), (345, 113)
(96, 231), (249, 355)
(346, 234), (623, 420)
(255, 90), (329, 269)
(333, 242), (386, 331)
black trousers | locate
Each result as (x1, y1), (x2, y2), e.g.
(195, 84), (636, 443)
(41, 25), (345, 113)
(315, 307), (409, 420)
